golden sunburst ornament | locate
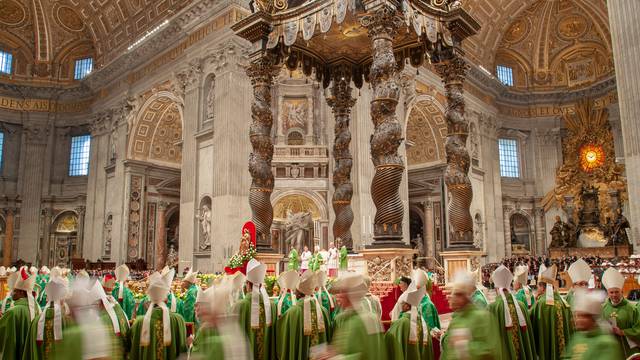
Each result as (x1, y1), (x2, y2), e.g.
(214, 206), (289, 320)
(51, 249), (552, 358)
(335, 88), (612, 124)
(579, 144), (605, 172)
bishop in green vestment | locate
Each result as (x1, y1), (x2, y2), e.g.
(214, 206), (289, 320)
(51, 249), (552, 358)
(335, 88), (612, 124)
(1, 271), (18, 316)
(128, 272), (187, 360)
(113, 264), (136, 320)
(410, 269), (441, 330)
(530, 265), (574, 360)
(601, 267), (640, 357)
(288, 249), (300, 271)
(275, 270), (299, 317)
(276, 271), (330, 360)
(488, 265), (536, 360)
(439, 270), (503, 360)
(0, 267), (39, 360)
(385, 284), (434, 360)
(50, 277), (122, 360)
(514, 265), (535, 309)
(562, 288), (623, 359)
(565, 259), (591, 307)
(325, 273), (387, 360)
(22, 276), (70, 360)
(179, 269), (199, 323)
(235, 260), (276, 360)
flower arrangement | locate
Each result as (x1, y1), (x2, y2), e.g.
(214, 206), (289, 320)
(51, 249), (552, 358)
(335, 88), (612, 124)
(264, 275), (277, 296)
(228, 242), (257, 268)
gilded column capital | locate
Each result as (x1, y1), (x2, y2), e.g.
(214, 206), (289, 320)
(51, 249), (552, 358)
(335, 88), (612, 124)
(361, 6), (404, 40)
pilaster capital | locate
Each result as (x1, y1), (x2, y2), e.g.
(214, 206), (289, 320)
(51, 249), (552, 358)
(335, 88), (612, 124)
(535, 128), (561, 146)
(2, 207), (18, 216)
(174, 58), (204, 94)
(23, 122), (50, 145)
(90, 110), (114, 136)
(75, 206), (86, 216)
(158, 201), (170, 211)
(204, 39), (251, 76)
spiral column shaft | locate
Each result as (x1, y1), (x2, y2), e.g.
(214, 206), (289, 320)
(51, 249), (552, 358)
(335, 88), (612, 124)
(327, 71), (357, 251)
(246, 56), (279, 251)
(435, 56), (474, 247)
(362, 7), (405, 245)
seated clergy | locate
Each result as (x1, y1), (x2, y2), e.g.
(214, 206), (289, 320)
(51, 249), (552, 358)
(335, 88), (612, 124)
(601, 267), (640, 357)
(129, 272), (187, 360)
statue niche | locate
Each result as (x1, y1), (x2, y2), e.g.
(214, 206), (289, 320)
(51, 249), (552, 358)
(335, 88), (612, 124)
(284, 210), (312, 254)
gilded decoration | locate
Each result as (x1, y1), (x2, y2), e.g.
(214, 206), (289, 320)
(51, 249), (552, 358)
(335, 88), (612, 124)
(55, 213), (78, 233)
(273, 194), (321, 221)
(406, 99), (447, 166)
(495, 0), (613, 90)
(130, 97), (183, 166)
(56, 6), (84, 32)
(542, 100), (627, 223)
(281, 98), (309, 133)
(0, 0), (26, 26)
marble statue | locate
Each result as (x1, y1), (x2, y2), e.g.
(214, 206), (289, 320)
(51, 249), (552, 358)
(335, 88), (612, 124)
(196, 204), (212, 250)
(167, 244), (179, 268)
(550, 216), (566, 247)
(608, 208), (630, 246)
(285, 210), (312, 253)
(206, 79), (215, 121)
(103, 215), (113, 257)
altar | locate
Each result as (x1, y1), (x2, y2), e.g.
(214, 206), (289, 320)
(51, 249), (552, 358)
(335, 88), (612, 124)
(549, 245), (632, 259)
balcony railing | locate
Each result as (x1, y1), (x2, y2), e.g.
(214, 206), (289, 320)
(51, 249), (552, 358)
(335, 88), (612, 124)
(273, 146), (328, 159)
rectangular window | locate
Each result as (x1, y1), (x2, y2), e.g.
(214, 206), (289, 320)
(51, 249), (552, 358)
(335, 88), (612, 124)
(0, 50), (12, 74)
(0, 132), (4, 170)
(74, 57), (93, 80)
(69, 135), (91, 176)
(498, 138), (520, 178)
(496, 65), (514, 86)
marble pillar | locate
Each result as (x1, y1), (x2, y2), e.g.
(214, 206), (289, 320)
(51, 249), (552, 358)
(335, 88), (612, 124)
(2, 208), (15, 266)
(503, 206), (512, 257)
(41, 208), (52, 265)
(534, 208), (546, 256)
(19, 123), (49, 262)
(607, 0), (640, 245)
(424, 201), (435, 261)
(76, 206), (86, 258)
(156, 201), (168, 269)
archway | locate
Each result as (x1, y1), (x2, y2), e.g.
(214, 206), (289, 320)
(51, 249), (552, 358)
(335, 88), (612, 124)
(51, 211), (79, 267)
(510, 213), (532, 253)
(405, 98), (447, 167)
(272, 192), (324, 255)
(409, 209), (424, 255)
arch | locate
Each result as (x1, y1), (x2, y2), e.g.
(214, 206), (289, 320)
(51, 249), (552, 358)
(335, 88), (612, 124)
(52, 210), (79, 232)
(509, 211), (533, 251)
(128, 91), (184, 168)
(272, 191), (328, 221)
(404, 97), (447, 167)
(287, 129), (304, 145)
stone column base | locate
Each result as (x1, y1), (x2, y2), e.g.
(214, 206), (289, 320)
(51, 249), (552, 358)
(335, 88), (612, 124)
(440, 250), (484, 284)
(360, 247), (416, 282)
(255, 252), (284, 275)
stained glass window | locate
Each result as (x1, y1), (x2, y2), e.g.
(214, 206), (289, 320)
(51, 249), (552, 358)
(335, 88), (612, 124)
(498, 138), (520, 178)
(0, 50), (12, 74)
(69, 135), (91, 176)
(496, 65), (514, 86)
(74, 57), (93, 80)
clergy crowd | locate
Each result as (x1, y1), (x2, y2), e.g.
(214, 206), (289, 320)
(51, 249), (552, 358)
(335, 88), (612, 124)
(0, 256), (639, 359)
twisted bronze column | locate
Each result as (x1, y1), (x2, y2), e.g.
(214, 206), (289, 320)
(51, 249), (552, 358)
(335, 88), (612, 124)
(327, 69), (357, 251)
(246, 56), (279, 251)
(435, 56), (474, 247)
(362, 7), (405, 245)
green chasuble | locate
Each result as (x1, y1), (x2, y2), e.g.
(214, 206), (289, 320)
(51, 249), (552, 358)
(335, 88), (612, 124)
(331, 308), (386, 360)
(50, 319), (122, 360)
(419, 295), (441, 330)
(564, 290), (575, 308)
(128, 307), (187, 360)
(602, 298), (640, 357)
(276, 293), (295, 317)
(180, 284), (199, 323)
(561, 327), (623, 360)
(112, 283), (136, 320)
(288, 250), (300, 271)
(0, 298), (36, 360)
(1, 296), (13, 315)
(35, 276), (49, 309)
(22, 304), (72, 360)
(471, 289), (488, 308)
(276, 298), (330, 360)
(190, 325), (216, 354)
(515, 288), (535, 309)
(235, 291), (276, 360)
(530, 292), (574, 360)
(385, 312), (434, 360)
(441, 303), (503, 360)
(99, 302), (131, 352)
(136, 294), (182, 319)
(361, 295), (382, 320)
(488, 292), (537, 360)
